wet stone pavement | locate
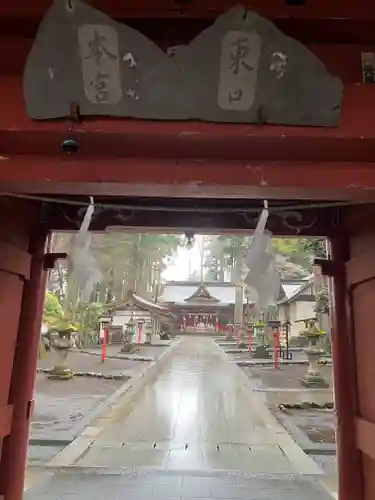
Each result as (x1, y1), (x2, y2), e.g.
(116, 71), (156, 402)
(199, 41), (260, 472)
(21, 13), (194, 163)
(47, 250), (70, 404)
(26, 338), (333, 499)
(25, 468), (333, 500)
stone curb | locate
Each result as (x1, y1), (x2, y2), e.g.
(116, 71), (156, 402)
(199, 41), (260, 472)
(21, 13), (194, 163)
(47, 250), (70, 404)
(24, 468), (52, 492)
(29, 438), (72, 447)
(45, 338), (182, 468)
(278, 402), (334, 411)
(213, 341), (324, 477)
(37, 368), (131, 380)
(236, 359), (332, 367)
(76, 350), (153, 362)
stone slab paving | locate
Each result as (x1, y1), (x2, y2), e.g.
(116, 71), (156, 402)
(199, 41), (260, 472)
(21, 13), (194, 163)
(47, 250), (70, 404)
(76, 338), (321, 475)
(24, 467), (333, 499)
(25, 338), (332, 499)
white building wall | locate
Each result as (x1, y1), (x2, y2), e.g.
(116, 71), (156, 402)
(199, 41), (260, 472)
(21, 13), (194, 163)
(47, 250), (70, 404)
(289, 301), (316, 337)
(278, 300), (316, 338)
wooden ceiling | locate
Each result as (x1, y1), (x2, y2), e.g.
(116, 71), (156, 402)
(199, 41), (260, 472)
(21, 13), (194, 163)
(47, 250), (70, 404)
(0, 0), (373, 20)
(1, 0), (375, 44)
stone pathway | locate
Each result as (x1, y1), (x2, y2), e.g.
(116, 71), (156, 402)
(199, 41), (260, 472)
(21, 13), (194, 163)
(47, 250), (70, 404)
(25, 468), (332, 500)
(26, 337), (332, 499)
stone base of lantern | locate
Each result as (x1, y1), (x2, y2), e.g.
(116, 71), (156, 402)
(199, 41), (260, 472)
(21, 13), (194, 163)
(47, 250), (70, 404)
(301, 345), (328, 388)
(48, 366), (73, 380)
(253, 345), (271, 359)
(301, 374), (329, 388)
(144, 333), (152, 345)
(237, 328), (247, 348)
(120, 344), (134, 353)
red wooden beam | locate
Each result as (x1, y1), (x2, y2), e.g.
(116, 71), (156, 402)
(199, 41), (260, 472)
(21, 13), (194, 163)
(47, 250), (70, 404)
(3, 19), (375, 46)
(0, 0), (372, 20)
(2, 129), (375, 162)
(1, 156), (375, 197)
(0, 77), (373, 137)
(0, 78), (375, 162)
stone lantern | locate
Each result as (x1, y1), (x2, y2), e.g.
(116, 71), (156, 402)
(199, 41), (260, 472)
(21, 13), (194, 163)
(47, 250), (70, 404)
(144, 321), (153, 345)
(121, 316), (136, 353)
(225, 323), (234, 341)
(252, 320), (270, 358)
(47, 323), (76, 380)
(300, 318), (329, 388)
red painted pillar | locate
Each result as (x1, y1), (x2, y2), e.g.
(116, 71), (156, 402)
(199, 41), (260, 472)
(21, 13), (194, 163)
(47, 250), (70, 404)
(330, 235), (363, 500)
(0, 229), (47, 500)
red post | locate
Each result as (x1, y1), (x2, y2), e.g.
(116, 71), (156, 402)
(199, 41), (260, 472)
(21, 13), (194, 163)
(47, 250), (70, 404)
(0, 229), (47, 500)
(273, 330), (279, 369)
(330, 235), (363, 500)
(100, 327), (107, 363)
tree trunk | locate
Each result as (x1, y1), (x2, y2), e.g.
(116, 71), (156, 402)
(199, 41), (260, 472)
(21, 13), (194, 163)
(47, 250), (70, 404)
(153, 265), (161, 301)
(219, 255), (225, 281)
(98, 282), (107, 303)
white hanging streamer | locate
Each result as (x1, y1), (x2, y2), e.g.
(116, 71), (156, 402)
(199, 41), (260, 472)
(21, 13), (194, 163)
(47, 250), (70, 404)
(244, 200), (280, 310)
(70, 197), (102, 302)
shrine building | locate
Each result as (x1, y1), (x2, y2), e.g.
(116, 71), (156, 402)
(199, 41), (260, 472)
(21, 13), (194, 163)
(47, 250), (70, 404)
(160, 279), (308, 333)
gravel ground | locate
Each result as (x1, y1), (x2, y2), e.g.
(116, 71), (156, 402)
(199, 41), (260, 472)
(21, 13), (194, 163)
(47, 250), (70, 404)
(32, 350), (151, 443)
(239, 358), (337, 495)
(241, 363), (333, 390)
(32, 373), (124, 441)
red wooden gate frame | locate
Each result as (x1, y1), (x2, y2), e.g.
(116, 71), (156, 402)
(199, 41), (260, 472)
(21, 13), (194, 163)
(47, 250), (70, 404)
(0, 2), (374, 498)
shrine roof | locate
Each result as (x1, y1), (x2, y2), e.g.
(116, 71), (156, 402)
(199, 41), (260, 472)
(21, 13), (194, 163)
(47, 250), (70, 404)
(106, 291), (171, 315)
(159, 281), (246, 306)
(278, 276), (314, 304)
(160, 279), (309, 307)
(281, 279), (309, 300)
